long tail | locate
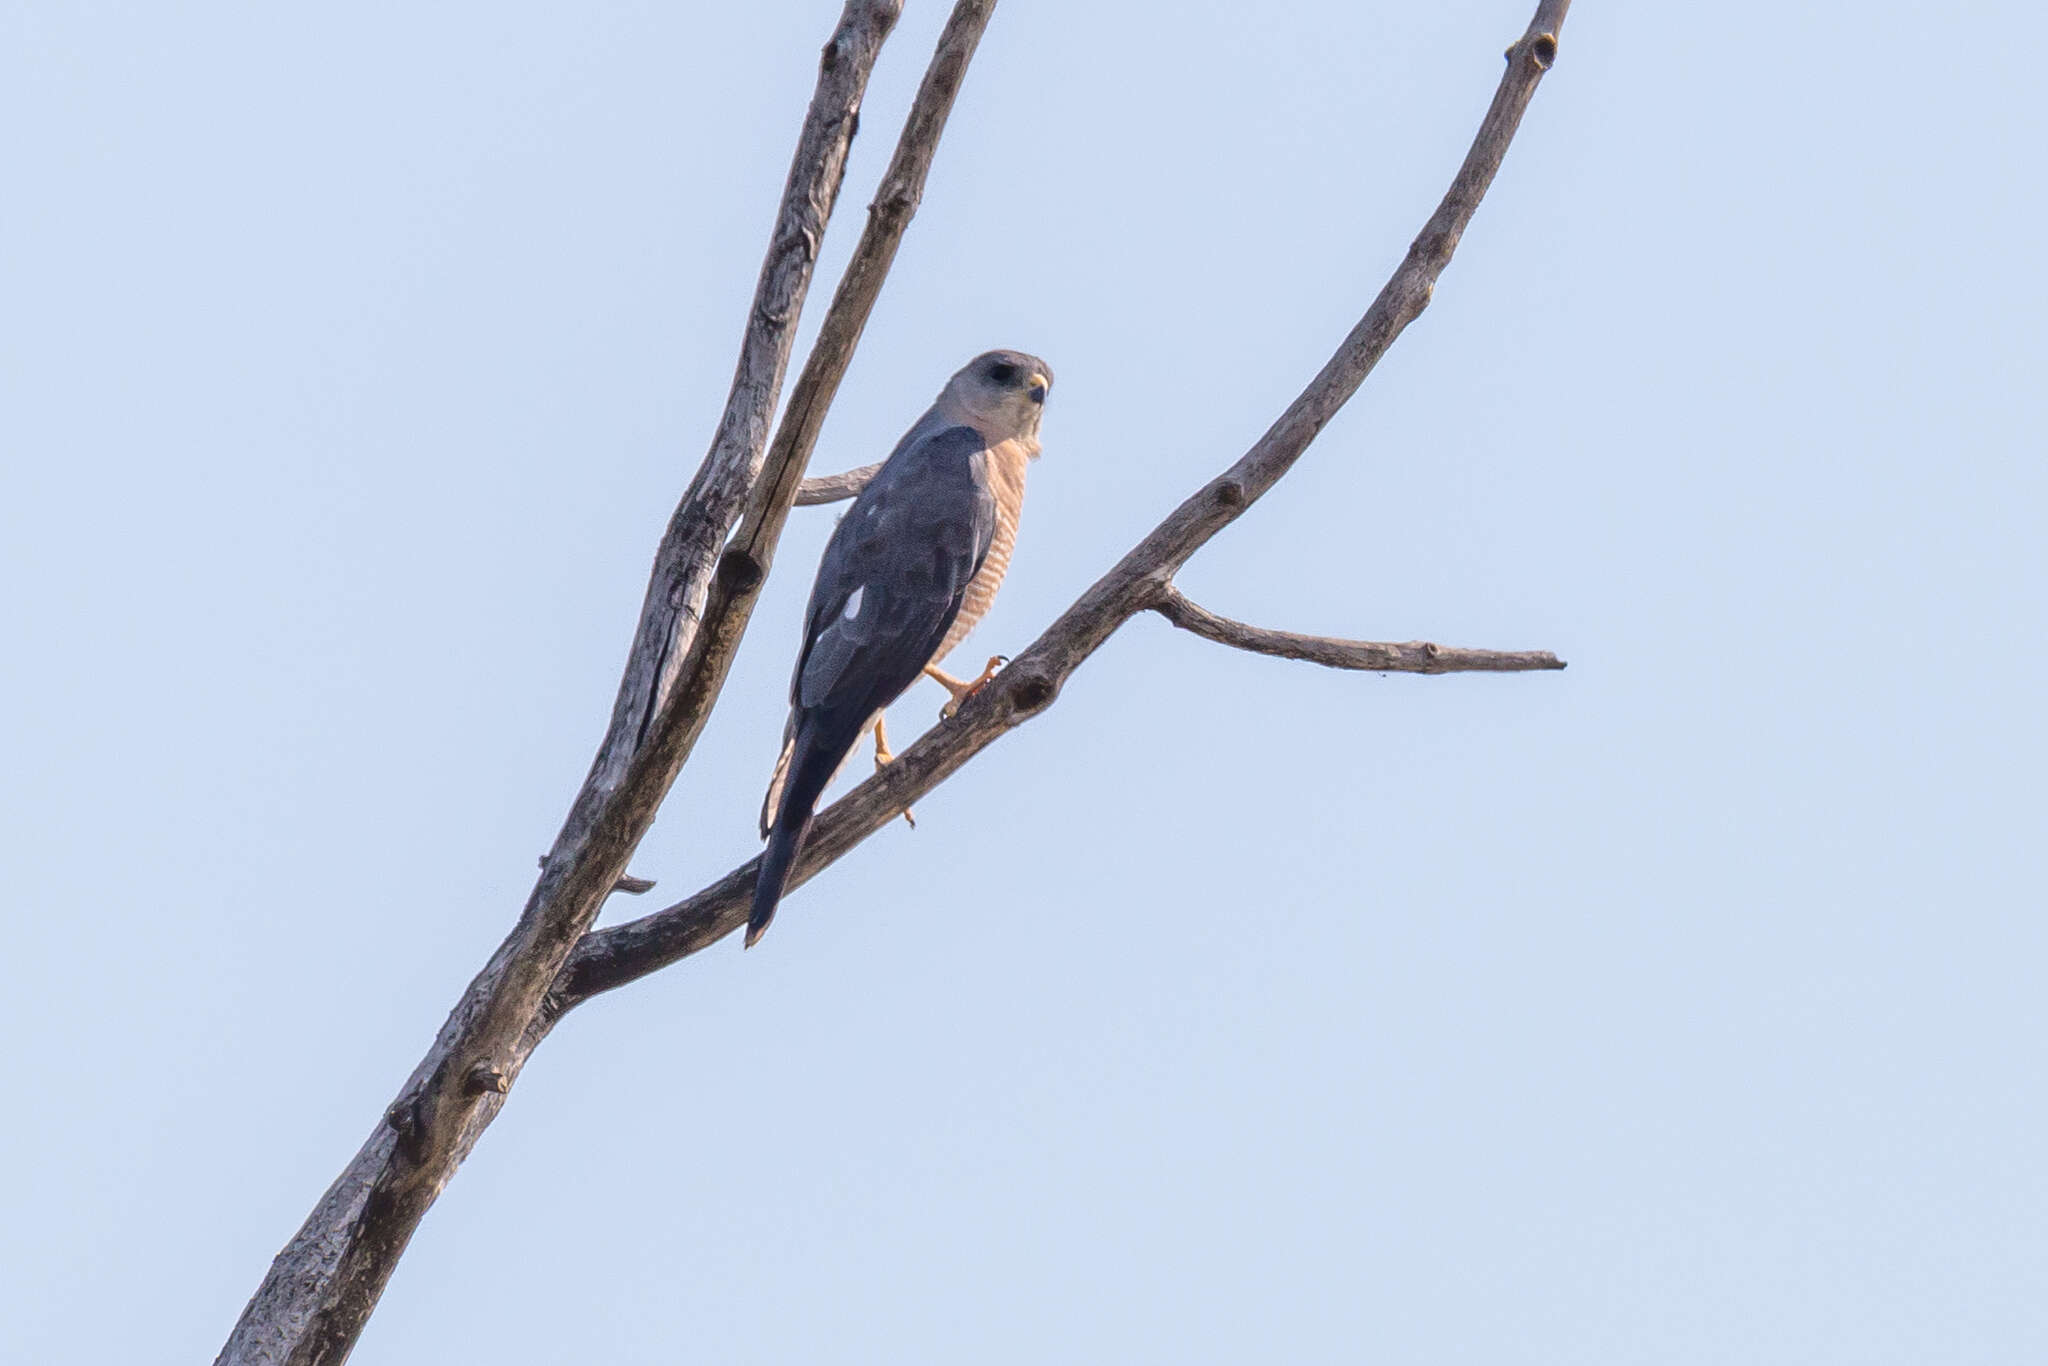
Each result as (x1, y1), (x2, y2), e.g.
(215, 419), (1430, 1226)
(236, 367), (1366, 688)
(747, 809), (814, 949)
(746, 721), (844, 948)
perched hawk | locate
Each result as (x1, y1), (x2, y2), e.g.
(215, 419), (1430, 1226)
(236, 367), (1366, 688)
(749, 349), (1053, 947)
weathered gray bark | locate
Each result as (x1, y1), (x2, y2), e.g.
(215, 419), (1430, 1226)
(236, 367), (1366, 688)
(216, 3), (922, 1361)
(218, 1), (1573, 1360)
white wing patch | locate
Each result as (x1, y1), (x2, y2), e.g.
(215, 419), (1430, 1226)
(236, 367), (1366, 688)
(841, 585), (865, 620)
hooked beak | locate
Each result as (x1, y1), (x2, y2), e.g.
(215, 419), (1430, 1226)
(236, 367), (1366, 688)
(1027, 372), (1049, 404)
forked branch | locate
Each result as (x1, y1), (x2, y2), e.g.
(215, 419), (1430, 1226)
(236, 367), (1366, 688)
(636, 0), (1003, 827)
(548, 0), (1576, 1013)
(219, 2), (1574, 1360)
(214, 3), (1002, 1360)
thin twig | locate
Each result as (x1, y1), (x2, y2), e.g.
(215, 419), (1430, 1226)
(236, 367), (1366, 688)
(795, 461), (882, 505)
(1152, 584), (1565, 674)
(548, 0), (1575, 1014)
(535, 855), (656, 895)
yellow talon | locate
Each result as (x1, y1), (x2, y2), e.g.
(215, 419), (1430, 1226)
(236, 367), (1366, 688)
(871, 715), (915, 828)
(926, 654), (1007, 719)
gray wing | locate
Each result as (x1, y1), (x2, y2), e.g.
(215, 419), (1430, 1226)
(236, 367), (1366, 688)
(792, 422), (997, 724)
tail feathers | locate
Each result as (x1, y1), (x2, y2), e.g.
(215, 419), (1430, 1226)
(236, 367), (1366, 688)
(746, 720), (844, 949)
(763, 711), (879, 838)
(747, 810), (812, 948)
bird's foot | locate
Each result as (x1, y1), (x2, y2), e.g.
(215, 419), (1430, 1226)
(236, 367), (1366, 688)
(928, 655), (1007, 720)
(871, 716), (916, 828)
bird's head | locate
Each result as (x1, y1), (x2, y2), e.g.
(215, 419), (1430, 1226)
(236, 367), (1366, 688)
(938, 349), (1054, 448)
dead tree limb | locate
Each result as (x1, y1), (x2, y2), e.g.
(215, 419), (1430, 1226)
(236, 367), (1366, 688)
(548, 0), (1575, 1012)
(1152, 584), (1566, 675)
(214, 3), (942, 1360)
(220, 0), (1572, 1359)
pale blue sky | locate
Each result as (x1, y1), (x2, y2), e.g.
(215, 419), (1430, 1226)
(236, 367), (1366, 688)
(5, 2), (2045, 1362)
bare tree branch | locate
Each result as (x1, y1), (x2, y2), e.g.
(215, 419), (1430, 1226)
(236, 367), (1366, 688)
(795, 461), (882, 504)
(221, 2), (1572, 1359)
(548, 0), (1576, 1015)
(1152, 584), (1565, 674)
(216, 5), (913, 1361)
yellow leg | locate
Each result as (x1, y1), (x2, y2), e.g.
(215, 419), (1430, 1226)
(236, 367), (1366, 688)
(872, 715), (915, 828)
(925, 655), (1007, 719)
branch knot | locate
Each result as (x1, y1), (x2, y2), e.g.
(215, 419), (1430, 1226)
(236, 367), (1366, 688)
(872, 179), (920, 220)
(464, 1064), (510, 1096)
(716, 548), (765, 593)
(1006, 672), (1057, 718)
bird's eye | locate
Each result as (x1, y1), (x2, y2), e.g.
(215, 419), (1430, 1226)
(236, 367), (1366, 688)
(987, 362), (1019, 385)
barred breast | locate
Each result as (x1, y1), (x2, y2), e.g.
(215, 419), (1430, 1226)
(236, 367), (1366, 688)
(932, 436), (1032, 666)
